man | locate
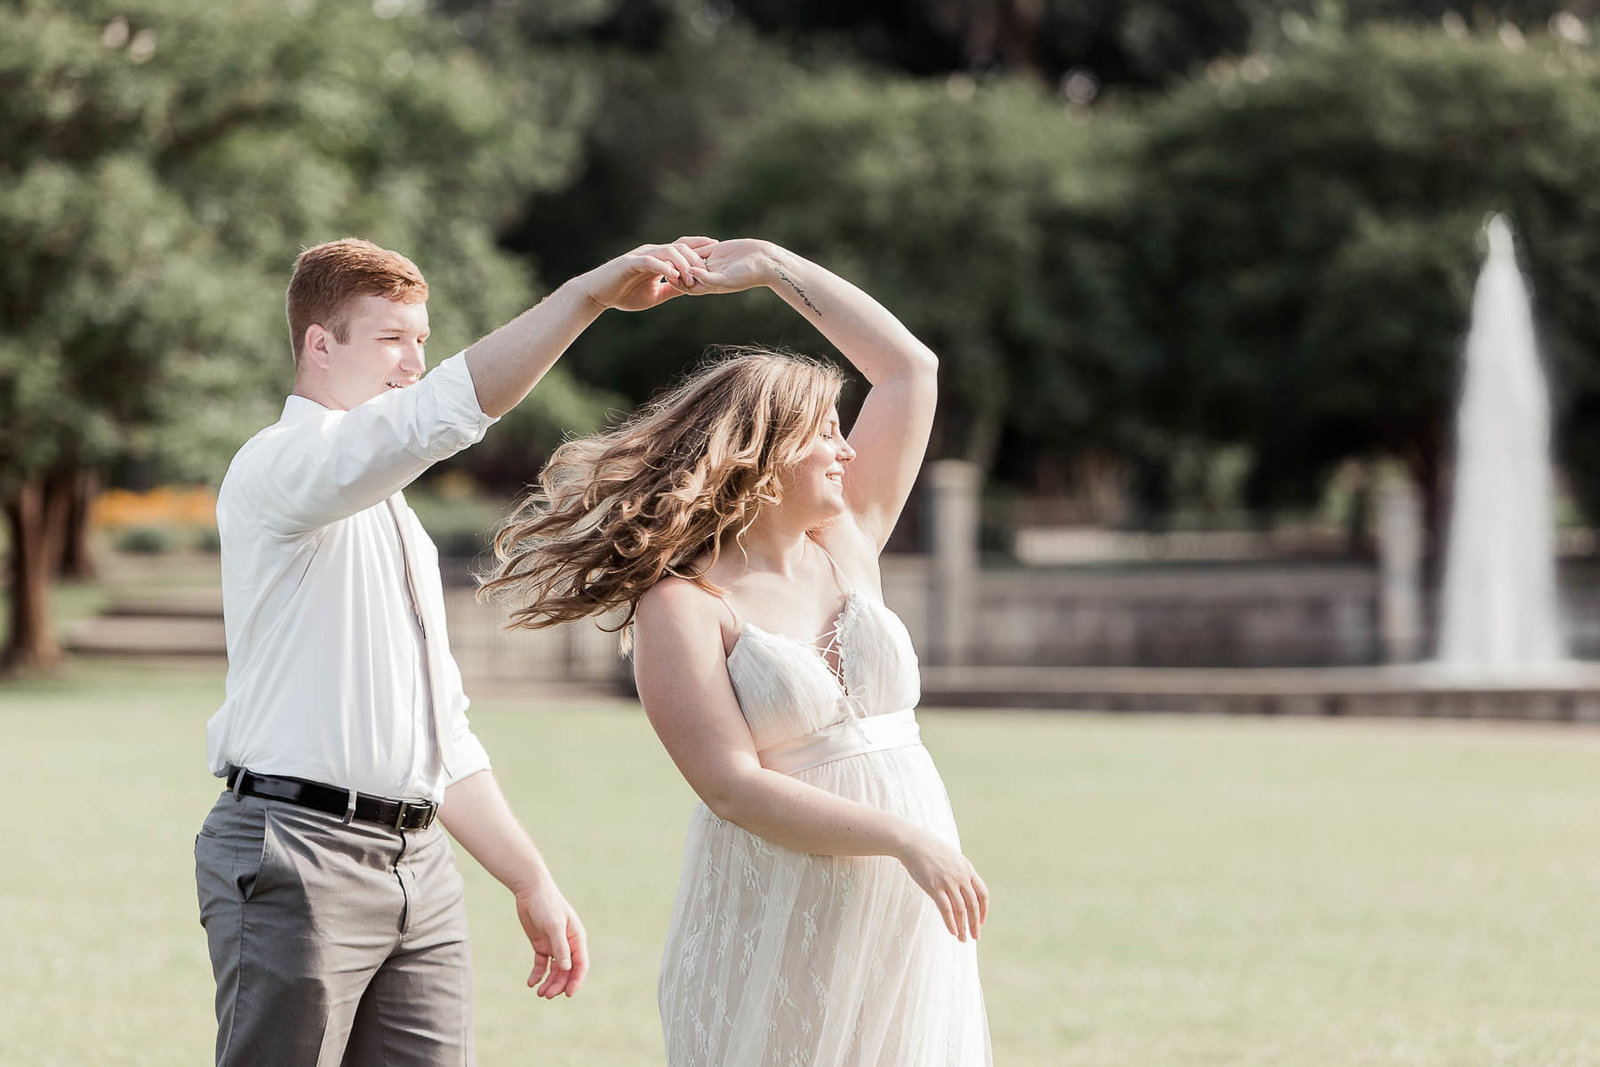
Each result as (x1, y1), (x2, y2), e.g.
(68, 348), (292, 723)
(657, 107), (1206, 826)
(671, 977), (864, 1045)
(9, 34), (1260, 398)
(196, 235), (714, 1066)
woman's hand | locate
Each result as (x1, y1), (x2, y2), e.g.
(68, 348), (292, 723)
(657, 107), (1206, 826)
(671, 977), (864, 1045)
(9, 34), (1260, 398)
(689, 237), (783, 296)
(580, 237), (717, 312)
(896, 827), (990, 942)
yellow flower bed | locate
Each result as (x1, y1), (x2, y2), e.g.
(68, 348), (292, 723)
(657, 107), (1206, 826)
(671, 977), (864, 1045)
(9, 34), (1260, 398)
(91, 486), (217, 529)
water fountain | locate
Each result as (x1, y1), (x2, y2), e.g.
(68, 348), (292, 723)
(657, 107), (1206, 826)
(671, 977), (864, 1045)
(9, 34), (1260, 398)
(922, 214), (1600, 720)
(1436, 215), (1568, 676)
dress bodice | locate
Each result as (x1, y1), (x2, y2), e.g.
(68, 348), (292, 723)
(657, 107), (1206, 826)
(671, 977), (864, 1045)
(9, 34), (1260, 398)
(725, 589), (922, 752)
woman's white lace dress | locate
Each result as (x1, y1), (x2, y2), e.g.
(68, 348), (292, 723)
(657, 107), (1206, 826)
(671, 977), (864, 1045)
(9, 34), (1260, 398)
(657, 573), (991, 1066)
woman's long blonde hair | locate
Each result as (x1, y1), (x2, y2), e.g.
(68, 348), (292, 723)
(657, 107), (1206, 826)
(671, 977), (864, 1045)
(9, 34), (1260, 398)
(479, 348), (846, 638)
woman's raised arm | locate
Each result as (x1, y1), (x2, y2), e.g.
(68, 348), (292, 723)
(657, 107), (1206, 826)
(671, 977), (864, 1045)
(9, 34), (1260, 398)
(694, 240), (938, 551)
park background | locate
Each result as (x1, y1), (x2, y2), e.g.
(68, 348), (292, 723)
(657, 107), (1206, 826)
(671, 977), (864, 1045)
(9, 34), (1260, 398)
(7, 1), (1600, 1064)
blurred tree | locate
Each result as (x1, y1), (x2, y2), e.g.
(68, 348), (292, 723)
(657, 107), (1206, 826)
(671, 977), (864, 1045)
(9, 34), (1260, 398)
(564, 72), (1144, 494)
(435, 0), (801, 288)
(723, 0), (1589, 88)
(431, 2), (1600, 540)
(0, 0), (598, 669)
(1122, 25), (1600, 549)
(728, 0), (1252, 83)
(443, 367), (625, 502)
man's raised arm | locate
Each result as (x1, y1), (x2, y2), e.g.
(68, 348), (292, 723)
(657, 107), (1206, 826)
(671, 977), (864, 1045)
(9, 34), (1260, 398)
(463, 238), (714, 417)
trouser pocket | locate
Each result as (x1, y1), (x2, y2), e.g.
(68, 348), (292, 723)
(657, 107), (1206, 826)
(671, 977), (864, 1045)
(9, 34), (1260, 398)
(195, 792), (270, 921)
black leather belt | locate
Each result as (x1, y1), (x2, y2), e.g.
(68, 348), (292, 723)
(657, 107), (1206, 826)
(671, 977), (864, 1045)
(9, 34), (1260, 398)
(226, 766), (438, 831)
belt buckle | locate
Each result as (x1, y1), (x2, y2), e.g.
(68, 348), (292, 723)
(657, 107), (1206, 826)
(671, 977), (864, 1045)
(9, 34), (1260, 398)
(394, 799), (436, 831)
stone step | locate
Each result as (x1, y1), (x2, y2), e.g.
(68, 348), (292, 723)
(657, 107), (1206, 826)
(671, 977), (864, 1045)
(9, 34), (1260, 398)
(102, 601), (223, 619)
(66, 614), (226, 658)
(918, 664), (1600, 721)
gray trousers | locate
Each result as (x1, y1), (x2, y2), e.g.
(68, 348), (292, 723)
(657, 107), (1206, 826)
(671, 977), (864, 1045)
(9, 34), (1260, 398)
(195, 790), (473, 1067)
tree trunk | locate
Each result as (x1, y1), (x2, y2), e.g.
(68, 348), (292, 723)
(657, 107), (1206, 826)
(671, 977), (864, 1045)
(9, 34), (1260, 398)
(4, 472), (74, 672)
(56, 466), (99, 580)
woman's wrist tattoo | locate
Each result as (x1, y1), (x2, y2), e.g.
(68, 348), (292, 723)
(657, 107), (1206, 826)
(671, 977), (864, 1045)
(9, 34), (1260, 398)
(774, 266), (821, 317)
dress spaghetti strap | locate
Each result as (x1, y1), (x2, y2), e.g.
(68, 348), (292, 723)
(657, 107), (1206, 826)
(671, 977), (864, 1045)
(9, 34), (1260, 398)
(812, 539), (854, 594)
(706, 583), (743, 632)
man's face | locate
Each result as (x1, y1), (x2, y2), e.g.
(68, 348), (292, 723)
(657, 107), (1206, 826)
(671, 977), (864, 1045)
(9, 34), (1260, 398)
(313, 294), (430, 410)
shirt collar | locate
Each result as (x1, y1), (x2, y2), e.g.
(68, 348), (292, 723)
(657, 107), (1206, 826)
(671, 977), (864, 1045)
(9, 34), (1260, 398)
(281, 393), (335, 423)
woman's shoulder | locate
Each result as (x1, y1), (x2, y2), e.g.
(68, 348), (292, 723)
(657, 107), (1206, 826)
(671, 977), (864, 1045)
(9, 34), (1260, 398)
(637, 573), (732, 632)
(637, 574), (740, 657)
(641, 574), (712, 613)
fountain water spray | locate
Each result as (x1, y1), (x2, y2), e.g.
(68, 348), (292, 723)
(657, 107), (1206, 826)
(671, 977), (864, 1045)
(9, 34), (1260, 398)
(1437, 215), (1566, 673)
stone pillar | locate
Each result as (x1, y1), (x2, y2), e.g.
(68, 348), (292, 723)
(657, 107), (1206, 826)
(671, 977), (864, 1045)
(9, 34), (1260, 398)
(1377, 473), (1424, 663)
(926, 460), (981, 665)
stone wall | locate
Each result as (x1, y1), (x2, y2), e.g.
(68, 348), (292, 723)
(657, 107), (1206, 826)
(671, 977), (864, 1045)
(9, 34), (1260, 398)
(444, 558), (1600, 679)
(884, 558), (1381, 668)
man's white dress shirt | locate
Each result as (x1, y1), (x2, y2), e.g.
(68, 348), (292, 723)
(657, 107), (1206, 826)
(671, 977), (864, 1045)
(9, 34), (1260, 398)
(207, 353), (497, 803)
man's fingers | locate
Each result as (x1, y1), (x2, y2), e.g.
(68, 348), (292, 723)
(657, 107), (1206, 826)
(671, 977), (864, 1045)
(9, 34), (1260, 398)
(626, 253), (692, 299)
(672, 239), (710, 264)
(545, 917), (574, 970)
(656, 244), (699, 288)
(537, 966), (568, 999)
(672, 241), (713, 285)
(565, 919), (590, 996)
(565, 955), (589, 997)
(535, 946), (567, 997)
(631, 254), (678, 281)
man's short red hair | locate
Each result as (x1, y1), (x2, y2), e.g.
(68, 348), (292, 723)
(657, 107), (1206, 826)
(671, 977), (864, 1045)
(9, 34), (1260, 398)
(286, 238), (429, 364)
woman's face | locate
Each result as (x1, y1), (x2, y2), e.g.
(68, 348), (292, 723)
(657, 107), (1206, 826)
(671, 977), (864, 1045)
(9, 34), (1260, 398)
(780, 406), (856, 522)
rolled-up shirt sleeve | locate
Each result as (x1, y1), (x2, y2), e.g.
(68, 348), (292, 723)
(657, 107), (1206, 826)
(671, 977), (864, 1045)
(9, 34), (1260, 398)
(245, 353), (496, 533)
(445, 713), (493, 787)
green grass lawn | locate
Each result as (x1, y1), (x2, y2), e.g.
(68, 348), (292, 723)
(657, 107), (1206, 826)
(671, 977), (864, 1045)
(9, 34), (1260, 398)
(5, 663), (1600, 1065)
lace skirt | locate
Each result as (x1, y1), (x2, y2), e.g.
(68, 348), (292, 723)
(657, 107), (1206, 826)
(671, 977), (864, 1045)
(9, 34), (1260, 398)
(658, 744), (991, 1066)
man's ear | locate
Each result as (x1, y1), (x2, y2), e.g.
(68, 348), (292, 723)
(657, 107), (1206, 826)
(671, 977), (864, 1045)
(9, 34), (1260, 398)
(302, 324), (334, 370)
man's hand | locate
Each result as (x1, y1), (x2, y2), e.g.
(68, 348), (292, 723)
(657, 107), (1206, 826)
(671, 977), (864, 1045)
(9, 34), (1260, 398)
(516, 881), (589, 998)
(581, 237), (718, 312)
(438, 770), (590, 999)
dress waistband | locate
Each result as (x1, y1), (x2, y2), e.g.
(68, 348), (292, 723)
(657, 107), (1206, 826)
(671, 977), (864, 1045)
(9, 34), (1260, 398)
(757, 709), (922, 776)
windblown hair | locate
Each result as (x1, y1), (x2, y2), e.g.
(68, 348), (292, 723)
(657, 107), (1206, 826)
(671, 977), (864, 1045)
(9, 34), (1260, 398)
(286, 238), (428, 365)
(479, 348), (846, 640)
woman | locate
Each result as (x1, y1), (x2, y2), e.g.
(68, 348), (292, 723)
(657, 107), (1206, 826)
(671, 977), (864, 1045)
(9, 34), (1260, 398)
(483, 238), (991, 1065)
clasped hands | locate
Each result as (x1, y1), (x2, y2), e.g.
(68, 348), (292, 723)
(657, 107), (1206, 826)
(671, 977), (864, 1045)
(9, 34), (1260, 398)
(583, 236), (775, 313)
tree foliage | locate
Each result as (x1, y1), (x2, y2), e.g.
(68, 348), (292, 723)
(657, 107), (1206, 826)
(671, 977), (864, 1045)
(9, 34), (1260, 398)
(0, 0), (604, 664)
(718, 0), (1586, 88)
(12, 0), (1600, 668)
(1121, 25), (1600, 529)
(571, 72), (1138, 478)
